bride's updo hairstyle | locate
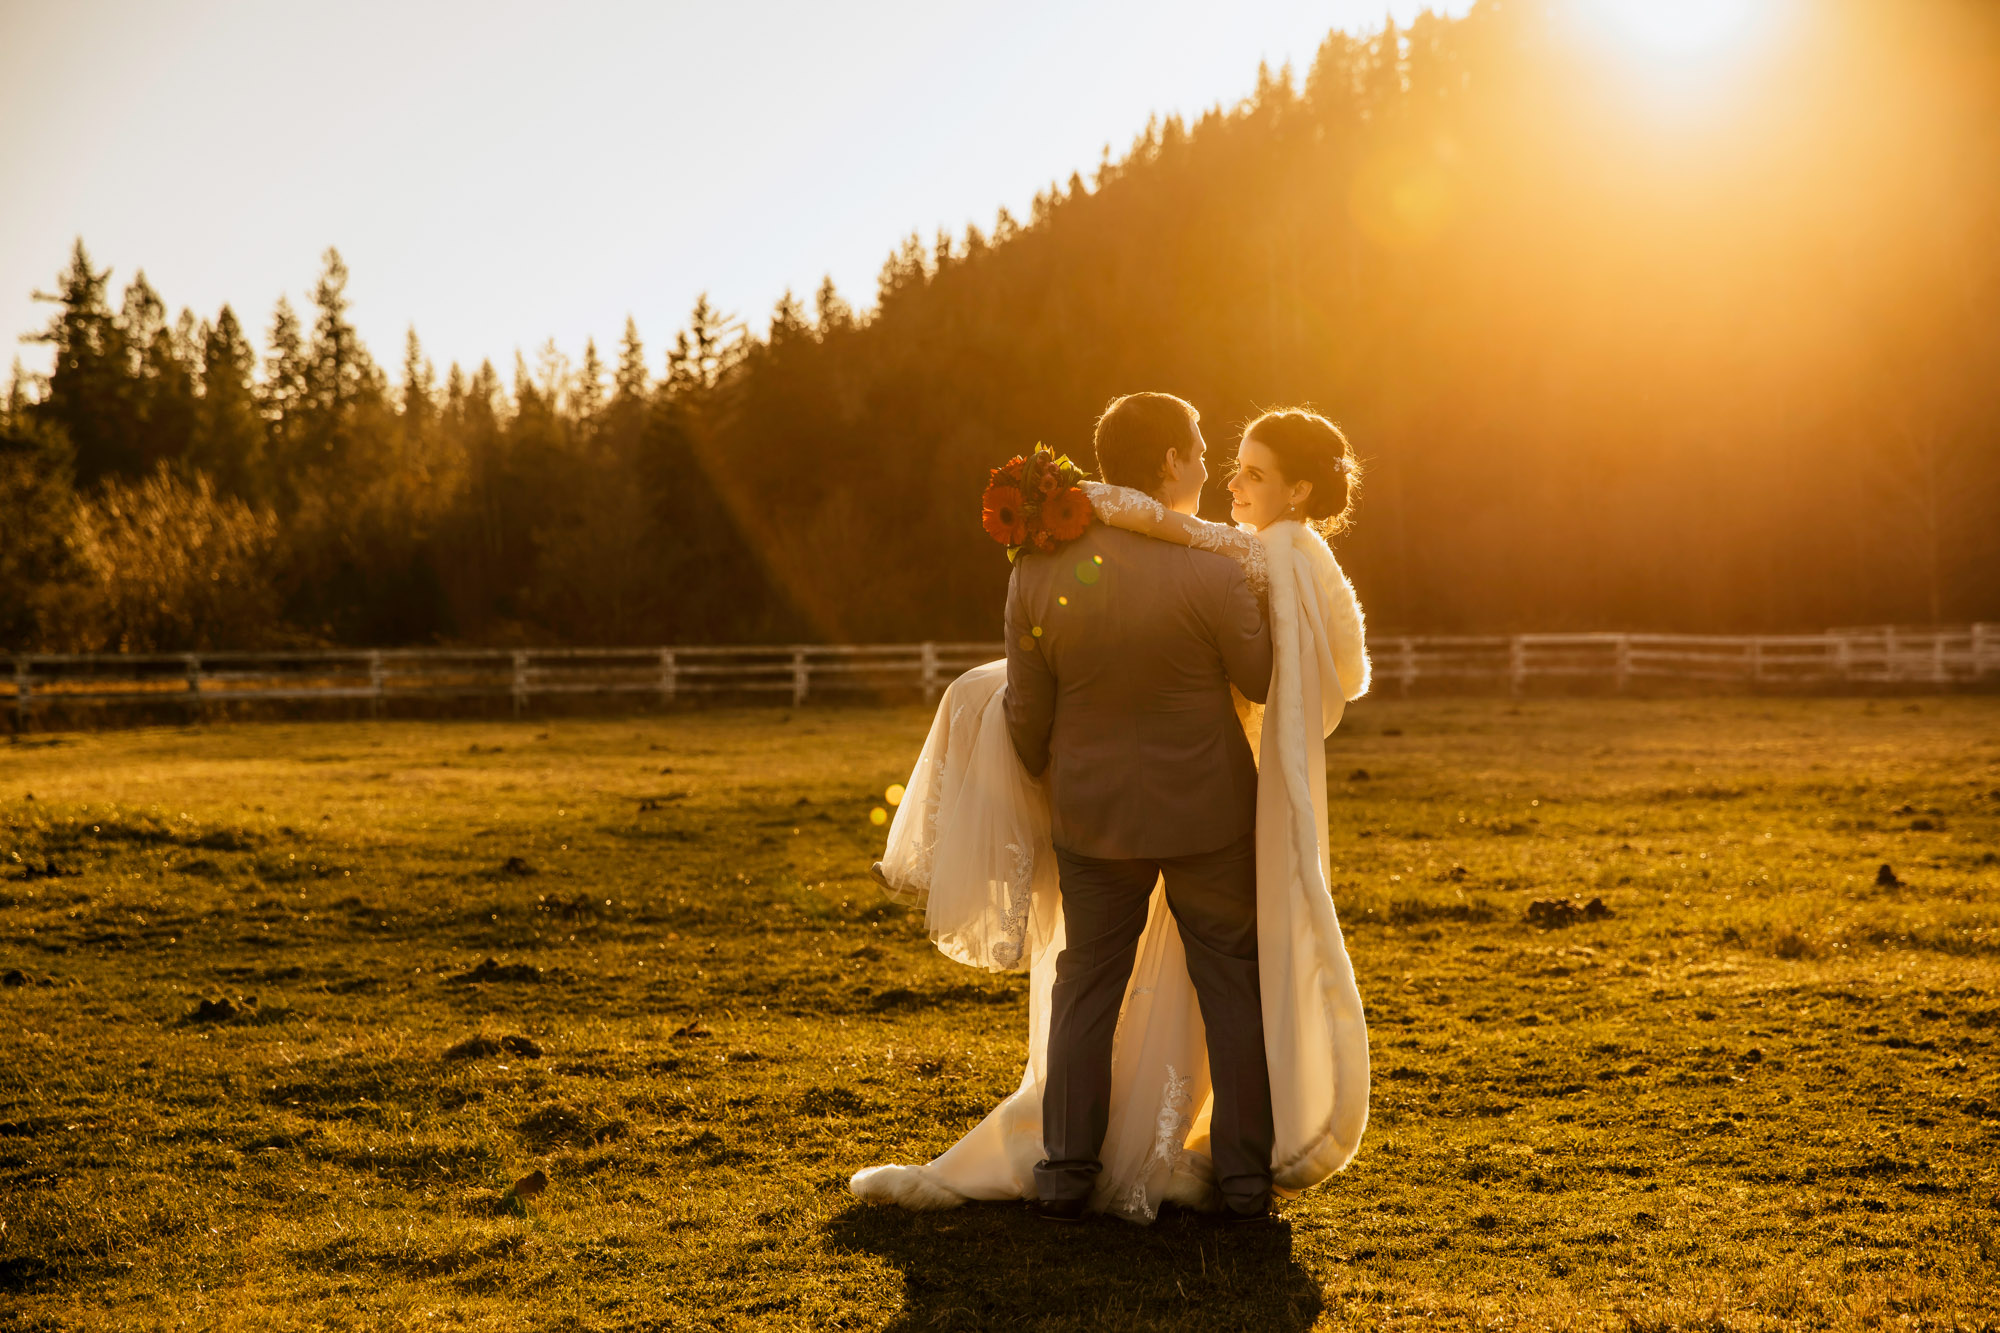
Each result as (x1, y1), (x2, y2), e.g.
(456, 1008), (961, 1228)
(1241, 408), (1361, 533)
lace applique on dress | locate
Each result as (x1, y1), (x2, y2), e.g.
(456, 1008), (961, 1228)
(1119, 1063), (1194, 1220)
(1186, 522), (1268, 602)
(989, 841), (1035, 969)
(1082, 479), (1169, 529)
(1082, 482), (1269, 601)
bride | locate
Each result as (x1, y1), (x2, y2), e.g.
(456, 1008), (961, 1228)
(854, 407), (1372, 1222)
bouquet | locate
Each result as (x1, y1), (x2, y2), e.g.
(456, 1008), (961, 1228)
(980, 444), (1094, 561)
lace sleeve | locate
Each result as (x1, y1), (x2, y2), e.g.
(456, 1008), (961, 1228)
(1082, 481), (1269, 600)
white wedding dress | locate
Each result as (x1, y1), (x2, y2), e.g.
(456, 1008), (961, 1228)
(853, 484), (1372, 1222)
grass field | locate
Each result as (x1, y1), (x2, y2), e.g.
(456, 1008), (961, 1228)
(2, 695), (1998, 1331)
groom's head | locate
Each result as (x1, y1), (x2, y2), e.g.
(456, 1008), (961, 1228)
(1092, 392), (1207, 515)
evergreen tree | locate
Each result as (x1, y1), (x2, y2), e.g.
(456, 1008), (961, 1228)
(302, 247), (381, 467)
(4, 359), (29, 416)
(768, 289), (810, 348)
(123, 276), (197, 472)
(876, 232), (930, 310)
(573, 337), (606, 432)
(111, 273), (197, 472)
(604, 318), (649, 472)
(27, 239), (138, 482)
(613, 317), (648, 402)
(635, 300), (778, 638)
(0, 397), (82, 649)
(665, 294), (735, 398)
(400, 327), (436, 425)
(187, 304), (265, 500)
(636, 383), (779, 641)
(1363, 17), (1403, 121)
(398, 326), (438, 474)
(434, 358), (523, 629)
(118, 273), (165, 374)
(260, 296), (308, 498)
(813, 277), (853, 337)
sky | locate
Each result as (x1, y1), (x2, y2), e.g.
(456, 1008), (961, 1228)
(0, 0), (1472, 385)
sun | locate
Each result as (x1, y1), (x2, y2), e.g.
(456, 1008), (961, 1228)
(1580, 0), (1780, 64)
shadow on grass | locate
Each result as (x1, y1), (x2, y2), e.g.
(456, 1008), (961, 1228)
(826, 1201), (1323, 1332)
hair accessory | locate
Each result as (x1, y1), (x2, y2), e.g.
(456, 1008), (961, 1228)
(1330, 457), (1351, 476)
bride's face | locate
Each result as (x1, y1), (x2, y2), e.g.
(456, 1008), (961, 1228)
(1228, 437), (1310, 530)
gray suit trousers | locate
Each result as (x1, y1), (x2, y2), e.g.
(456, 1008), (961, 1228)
(1036, 832), (1274, 1215)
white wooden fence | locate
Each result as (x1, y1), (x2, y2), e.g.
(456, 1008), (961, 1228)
(5, 625), (1997, 724)
(4, 643), (1002, 723)
(1364, 625), (2000, 694)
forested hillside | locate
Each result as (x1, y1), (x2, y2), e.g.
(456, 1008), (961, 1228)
(5, 0), (1997, 651)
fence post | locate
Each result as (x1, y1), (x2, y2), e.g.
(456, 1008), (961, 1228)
(791, 649), (809, 707)
(511, 650), (528, 718)
(1749, 638), (1765, 685)
(1614, 635), (1631, 692)
(1508, 636), (1526, 697)
(920, 641), (940, 704)
(185, 653), (203, 721)
(368, 650), (384, 719)
(13, 656), (29, 731)
(1396, 638), (1415, 696)
(659, 648), (678, 704)
(1884, 625), (1900, 683)
(1932, 632), (1948, 686)
(1976, 623), (1994, 679)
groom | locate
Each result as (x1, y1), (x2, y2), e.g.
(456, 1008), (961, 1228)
(1004, 391), (1276, 1222)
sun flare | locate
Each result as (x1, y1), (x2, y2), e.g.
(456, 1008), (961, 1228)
(1583, 0), (1777, 63)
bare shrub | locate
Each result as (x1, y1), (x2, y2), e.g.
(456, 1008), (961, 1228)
(53, 465), (282, 651)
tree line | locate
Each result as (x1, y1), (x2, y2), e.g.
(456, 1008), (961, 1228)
(5, 0), (1997, 653)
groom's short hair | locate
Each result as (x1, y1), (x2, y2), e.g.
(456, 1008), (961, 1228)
(1093, 392), (1199, 492)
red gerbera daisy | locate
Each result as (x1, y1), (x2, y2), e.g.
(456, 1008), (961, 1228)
(981, 483), (1028, 547)
(1042, 487), (1093, 542)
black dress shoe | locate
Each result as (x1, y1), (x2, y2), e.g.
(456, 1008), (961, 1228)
(1035, 1197), (1087, 1223)
(1218, 1203), (1279, 1225)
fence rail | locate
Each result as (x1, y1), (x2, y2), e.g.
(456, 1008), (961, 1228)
(6, 625), (1997, 724)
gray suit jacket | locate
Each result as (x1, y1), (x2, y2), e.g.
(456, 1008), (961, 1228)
(1004, 524), (1272, 862)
